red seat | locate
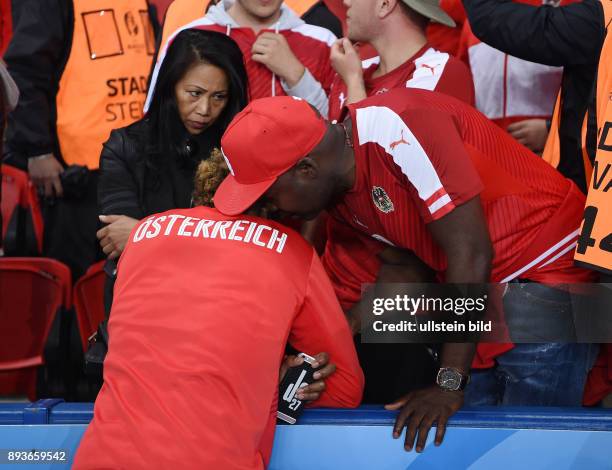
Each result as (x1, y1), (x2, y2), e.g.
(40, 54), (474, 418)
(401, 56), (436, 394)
(73, 261), (106, 351)
(0, 258), (71, 400)
(1, 165), (44, 255)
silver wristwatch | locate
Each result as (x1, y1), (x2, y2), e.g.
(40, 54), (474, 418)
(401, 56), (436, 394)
(436, 367), (469, 391)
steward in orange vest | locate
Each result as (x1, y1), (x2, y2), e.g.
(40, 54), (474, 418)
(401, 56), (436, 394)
(5, 0), (157, 172)
(3, 0), (158, 278)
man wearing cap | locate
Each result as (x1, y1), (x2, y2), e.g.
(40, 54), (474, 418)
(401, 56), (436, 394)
(327, 0), (474, 122)
(322, 0), (476, 403)
(215, 93), (597, 452)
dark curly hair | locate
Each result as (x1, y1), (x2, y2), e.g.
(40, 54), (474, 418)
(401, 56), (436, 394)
(192, 148), (229, 207)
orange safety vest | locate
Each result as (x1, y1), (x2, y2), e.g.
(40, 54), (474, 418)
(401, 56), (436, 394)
(541, 93), (593, 179)
(575, 0), (612, 274)
(159, 0), (208, 49)
(56, 0), (155, 169)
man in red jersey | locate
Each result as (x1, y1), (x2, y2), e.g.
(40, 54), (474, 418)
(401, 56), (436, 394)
(72, 144), (364, 470)
(149, 0), (337, 117)
(214, 94), (597, 452)
(322, 0), (475, 403)
(327, 0), (474, 122)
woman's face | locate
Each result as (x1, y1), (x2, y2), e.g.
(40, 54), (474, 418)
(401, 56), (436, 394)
(175, 62), (230, 135)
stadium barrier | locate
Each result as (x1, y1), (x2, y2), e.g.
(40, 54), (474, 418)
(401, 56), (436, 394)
(0, 401), (611, 469)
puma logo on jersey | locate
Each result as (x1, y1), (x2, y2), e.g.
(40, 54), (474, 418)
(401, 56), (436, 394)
(390, 130), (410, 150)
(339, 92), (347, 108)
(421, 63), (440, 75)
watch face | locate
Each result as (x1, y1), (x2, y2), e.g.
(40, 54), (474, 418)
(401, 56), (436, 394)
(437, 369), (462, 391)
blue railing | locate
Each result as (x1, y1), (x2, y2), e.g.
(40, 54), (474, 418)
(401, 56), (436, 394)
(1, 402), (611, 469)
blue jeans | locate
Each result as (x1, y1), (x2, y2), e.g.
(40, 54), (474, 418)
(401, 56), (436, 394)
(464, 282), (599, 406)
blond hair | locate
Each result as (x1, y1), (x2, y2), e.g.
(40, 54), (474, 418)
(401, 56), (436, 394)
(192, 148), (230, 207)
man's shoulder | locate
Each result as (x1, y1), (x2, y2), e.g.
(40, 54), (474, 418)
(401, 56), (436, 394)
(352, 90), (467, 154)
(409, 48), (468, 86)
(355, 88), (455, 115)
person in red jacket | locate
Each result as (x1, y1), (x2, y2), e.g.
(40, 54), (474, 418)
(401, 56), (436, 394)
(213, 94), (597, 452)
(72, 150), (364, 470)
(151, 0), (337, 117)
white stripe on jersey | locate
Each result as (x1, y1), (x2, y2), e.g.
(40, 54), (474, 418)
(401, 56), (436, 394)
(361, 56), (381, 69)
(428, 194), (452, 214)
(500, 229), (580, 282)
(291, 23), (337, 47)
(144, 17), (216, 112)
(537, 241), (577, 270)
(355, 106), (450, 216)
(360, 48), (449, 90)
(406, 48), (450, 91)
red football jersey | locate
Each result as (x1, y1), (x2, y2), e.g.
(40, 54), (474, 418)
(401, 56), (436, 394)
(327, 88), (592, 285)
(328, 45), (475, 122)
(73, 206), (363, 470)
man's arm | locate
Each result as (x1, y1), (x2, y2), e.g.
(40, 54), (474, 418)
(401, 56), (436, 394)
(330, 38), (367, 106)
(96, 131), (145, 259)
(252, 32), (331, 117)
(289, 250), (365, 408)
(357, 105), (492, 450)
(5, 0), (68, 159)
(426, 194), (491, 379)
(462, 0), (605, 67)
(386, 197), (492, 451)
(4, 0), (68, 194)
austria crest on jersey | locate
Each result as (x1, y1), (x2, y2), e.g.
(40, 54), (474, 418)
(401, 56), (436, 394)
(372, 186), (394, 213)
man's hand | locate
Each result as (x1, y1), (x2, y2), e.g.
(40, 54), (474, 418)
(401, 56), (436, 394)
(252, 33), (305, 87)
(330, 38), (366, 104)
(97, 215), (139, 260)
(279, 352), (336, 402)
(507, 119), (549, 153)
(385, 386), (463, 452)
(28, 153), (64, 198)
(330, 38), (363, 84)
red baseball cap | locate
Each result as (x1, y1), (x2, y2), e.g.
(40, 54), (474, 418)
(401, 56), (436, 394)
(214, 96), (328, 215)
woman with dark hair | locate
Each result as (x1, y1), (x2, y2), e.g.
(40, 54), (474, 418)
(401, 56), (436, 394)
(96, 29), (248, 272)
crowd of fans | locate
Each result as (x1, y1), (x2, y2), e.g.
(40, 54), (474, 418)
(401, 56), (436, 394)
(0, 0), (610, 467)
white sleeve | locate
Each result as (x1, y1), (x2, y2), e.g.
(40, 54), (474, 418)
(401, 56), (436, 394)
(281, 68), (329, 118)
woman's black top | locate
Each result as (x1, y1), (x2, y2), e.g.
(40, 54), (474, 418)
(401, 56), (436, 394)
(98, 118), (205, 219)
